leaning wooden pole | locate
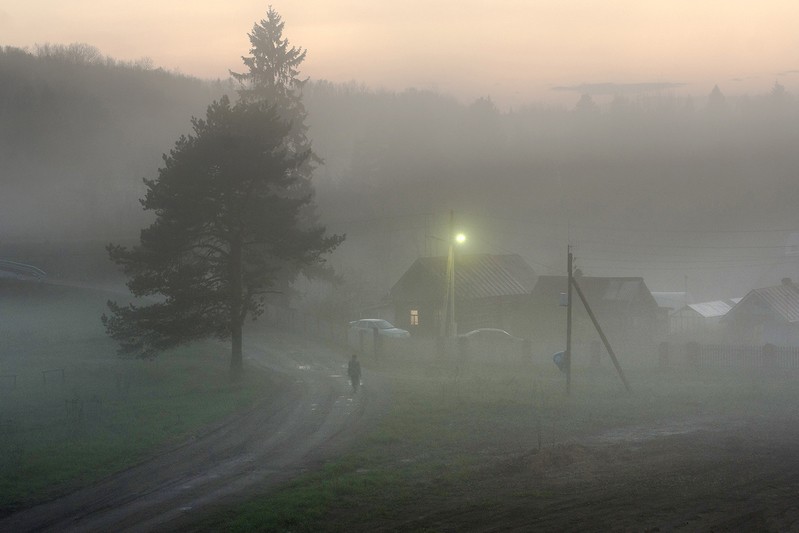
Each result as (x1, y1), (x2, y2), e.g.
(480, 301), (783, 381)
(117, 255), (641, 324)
(571, 276), (632, 393)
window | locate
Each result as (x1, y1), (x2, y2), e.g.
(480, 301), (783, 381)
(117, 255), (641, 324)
(410, 309), (419, 326)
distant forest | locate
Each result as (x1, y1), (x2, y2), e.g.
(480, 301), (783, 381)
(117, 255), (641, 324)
(2, 44), (798, 298)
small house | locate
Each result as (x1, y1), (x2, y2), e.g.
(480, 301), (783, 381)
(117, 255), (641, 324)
(528, 275), (661, 355)
(670, 298), (741, 337)
(723, 279), (799, 347)
(389, 253), (537, 337)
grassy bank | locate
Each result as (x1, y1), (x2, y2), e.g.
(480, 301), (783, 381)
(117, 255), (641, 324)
(0, 280), (272, 513)
(197, 352), (799, 532)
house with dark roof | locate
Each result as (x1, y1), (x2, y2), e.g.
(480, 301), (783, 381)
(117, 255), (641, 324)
(723, 279), (799, 347)
(528, 275), (661, 356)
(389, 253), (537, 337)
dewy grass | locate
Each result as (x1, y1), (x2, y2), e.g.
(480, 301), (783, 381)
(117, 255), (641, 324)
(0, 281), (271, 513)
(198, 354), (799, 532)
(0, 341), (269, 512)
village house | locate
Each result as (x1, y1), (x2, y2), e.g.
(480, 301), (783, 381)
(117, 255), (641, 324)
(723, 279), (799, 347)
(388, 253), (537, 338)
(651, 292), (689, 314)
(528, 274), (662, 360)
(670, 298), (741, 339)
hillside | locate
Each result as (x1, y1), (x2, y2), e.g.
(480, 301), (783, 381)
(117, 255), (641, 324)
(3, 44), (799, 299)
(0, 45), (229, 241)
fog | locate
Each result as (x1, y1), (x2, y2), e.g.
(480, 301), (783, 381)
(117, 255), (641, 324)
(304, 81), (799, 304)
(0, 45), (228, 242)
(3, 41), (799, 528)
(2, 45), (798, 304)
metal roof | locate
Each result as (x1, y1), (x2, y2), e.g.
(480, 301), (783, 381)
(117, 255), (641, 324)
(686, 299), (741, 319)
(532, 275), (658, 308)
(390, 254), (537, 302)
(747, 284), (799, 323)
(451, 254), (537, 299)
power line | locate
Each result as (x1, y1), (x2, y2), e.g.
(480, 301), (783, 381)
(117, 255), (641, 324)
(574, 241), (793, 251)
(459, 210), (799, 235)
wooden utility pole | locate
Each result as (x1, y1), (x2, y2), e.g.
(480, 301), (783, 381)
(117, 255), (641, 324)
(571, 276), (632, 393)
(566, 247), (573, 395)
(440, 210), (457, 339)
(448, 210), (456, 338)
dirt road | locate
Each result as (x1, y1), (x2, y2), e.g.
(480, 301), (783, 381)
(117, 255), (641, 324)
(6, 322), (799, 532)
(0, 329), (379, 533)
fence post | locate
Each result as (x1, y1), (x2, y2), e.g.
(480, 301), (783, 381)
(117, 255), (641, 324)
(763, 343), (776, 369)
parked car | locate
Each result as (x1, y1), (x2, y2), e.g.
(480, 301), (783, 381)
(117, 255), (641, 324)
(348, 319), (410, 348)
(457, 328), (529, 361)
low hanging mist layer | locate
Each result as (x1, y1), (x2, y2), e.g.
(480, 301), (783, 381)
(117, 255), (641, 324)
(1, 44), (798, 300)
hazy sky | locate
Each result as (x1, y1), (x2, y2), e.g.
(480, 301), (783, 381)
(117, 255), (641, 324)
(3, 1), (798, 108)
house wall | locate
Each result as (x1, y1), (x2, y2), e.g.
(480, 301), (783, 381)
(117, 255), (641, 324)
(670, 309), (723, 338)
(529, 299), (660, 357)
(394, 295), (534, 339)
(457, 295), (531, 337)
(763, 320), (799, 347)
(393, 302), (442, 338)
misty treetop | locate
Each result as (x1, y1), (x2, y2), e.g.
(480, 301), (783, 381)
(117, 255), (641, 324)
(103, 95), (343, 370)
(229, 4), (322, 241)
(231, 5), (310, 148)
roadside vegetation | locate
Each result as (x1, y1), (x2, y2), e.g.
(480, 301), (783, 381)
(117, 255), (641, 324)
(198, 348), (799, 532)
(0, 279), (273, 514)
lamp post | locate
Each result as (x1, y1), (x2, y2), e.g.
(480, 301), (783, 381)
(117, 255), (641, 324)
(443, 210), (466, 338)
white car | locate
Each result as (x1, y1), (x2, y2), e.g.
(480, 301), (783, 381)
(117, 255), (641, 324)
(457, 328), (528, 360)
(348, 319), (411, 340)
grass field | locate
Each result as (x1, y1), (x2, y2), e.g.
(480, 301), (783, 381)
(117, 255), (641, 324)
(196, 346), (799, 532)
(0, 279), (271, 514)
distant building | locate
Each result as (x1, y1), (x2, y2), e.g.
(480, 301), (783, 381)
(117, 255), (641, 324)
(389, 253), (537, 338)
(724, 279), (799, 347)
(670, 298), (741, 337)
(529, 275), (661, 356)
(651, 291), (689, 313)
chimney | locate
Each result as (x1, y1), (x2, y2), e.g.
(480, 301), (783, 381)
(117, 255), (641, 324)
(781, 277), (793, 286)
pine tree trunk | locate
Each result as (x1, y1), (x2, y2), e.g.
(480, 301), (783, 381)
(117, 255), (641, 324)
(231, 321), (243, 378)
(229, 236), (244, 379)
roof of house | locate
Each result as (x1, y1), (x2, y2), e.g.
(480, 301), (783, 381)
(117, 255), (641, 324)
(532, 275), (658, 308)
(727, 283), (799, 323)
(685, 298), (742, 318)
(390, 253), (537, 302)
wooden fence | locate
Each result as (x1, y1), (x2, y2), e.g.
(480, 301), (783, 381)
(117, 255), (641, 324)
(660, 342), (799, 369)
(262, 303), (799, 371)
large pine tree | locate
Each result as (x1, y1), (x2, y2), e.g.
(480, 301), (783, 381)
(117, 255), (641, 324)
(103, 96), (343, 374)
(229, 5), (340, 312)
(230, 6), (320, 243)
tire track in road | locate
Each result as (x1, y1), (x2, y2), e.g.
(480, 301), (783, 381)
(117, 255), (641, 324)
(0, 330), (380, 533)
